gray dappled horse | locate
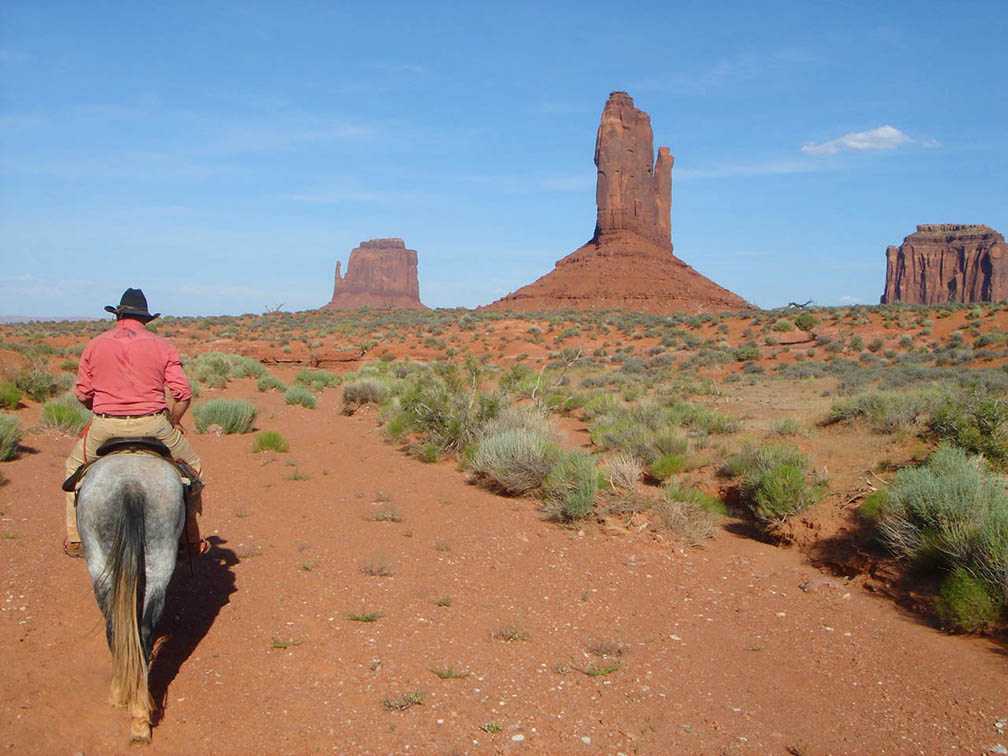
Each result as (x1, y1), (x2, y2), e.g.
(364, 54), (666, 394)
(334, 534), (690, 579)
(77, 452), (185, 744)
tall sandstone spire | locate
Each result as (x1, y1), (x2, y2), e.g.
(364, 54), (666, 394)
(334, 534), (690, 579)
(486, 92), (747, 314)
(594, 91), (674, 246)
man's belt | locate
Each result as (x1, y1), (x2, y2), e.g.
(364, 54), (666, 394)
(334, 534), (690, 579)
(94, 410), (167, 419)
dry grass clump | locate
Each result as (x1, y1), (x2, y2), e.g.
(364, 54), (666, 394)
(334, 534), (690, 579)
(653, 498), (716, 545)
(601, 452), (642, 491)
(341, 378), (391, 414)
(476, 403), (559, 444)
(469, 428), (560, 495)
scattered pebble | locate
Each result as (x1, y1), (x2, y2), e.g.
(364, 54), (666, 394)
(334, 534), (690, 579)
(511, 733), (525, 742)
(581, 736), (591, 744)
(988, 745), (1007, 755)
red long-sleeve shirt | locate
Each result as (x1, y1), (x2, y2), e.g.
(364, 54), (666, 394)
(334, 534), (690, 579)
(75, 318), (192, 416)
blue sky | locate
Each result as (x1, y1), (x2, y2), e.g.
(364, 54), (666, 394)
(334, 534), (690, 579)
(2, 0), (1006, 317)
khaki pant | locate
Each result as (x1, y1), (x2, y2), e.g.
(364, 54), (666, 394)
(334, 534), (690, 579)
(64, 412), (203, 543)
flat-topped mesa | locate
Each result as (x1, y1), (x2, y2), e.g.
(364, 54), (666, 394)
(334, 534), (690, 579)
(594, 91), (674, 247)
(912, 224), (1004, 241)
(325, 238), (426, 310)
(881, 224), (1008, 304)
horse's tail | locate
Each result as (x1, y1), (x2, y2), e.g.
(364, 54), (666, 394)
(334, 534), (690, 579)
(104, 480), (154, 718)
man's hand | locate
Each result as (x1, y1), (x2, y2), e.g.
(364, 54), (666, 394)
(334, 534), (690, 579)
(169, 397), (191, 428)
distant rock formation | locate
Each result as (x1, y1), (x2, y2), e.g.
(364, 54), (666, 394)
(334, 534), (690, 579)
(881, 224), (1008, 304)
(486, 92), (748, 314)
(324, 238), (426, 310)
(595, 91), (674, 246)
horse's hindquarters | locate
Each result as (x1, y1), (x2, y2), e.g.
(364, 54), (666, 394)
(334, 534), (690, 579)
(75, 452), (186, 744)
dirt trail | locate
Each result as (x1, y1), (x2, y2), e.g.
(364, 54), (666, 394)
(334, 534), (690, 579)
(2, 374), (1006, 755)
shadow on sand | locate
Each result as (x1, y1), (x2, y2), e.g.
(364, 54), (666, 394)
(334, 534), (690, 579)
(149, 536), (238, 725)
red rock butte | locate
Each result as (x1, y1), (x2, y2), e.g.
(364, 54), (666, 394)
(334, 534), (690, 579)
(487, 91), (748, 314)
(324, 238), (427, 310)
(881, 224), (1008, 305)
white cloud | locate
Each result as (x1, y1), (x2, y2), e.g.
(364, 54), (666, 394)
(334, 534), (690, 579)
(802, 125), (940, 155)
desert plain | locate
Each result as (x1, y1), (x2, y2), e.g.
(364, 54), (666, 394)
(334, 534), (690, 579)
(0, 303), (1007, 755)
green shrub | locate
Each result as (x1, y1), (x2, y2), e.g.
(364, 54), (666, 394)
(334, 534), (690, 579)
(877, 445), (1008, 599)
(341, 378), (390, 413)
(543, 450), (597, 520)
(384, 414), (406, 439)
(188, 353), (230, 387)
(771, 319), (794, 332)
(15, 367), (58, 402)
(927, 395), (1008, 468)
(252, 430), (289, 452)
(649, 452), (687, 481)
(750, 463), (812, 526)
(254, 429), (290, 453)
(294, 368), (341, 391)
(192, 399), (257, 434)
(257, 375), (286, 392)
(794, 313), (819, 333)
(725, 443), (822, 531)
(187, 352), (265, 386)
(934, 567), (1004, 632)
(392, 369), (503, 453)
(857, 490), (888, 525)
(417, 442), (439, 463)
(581, 392), (620, 420)
(827, 389), (938, 433)
(0, 382), (21, 410)
(588, 401), (699, 465)
(662, 481), (726, 515)
(469, 429), (560, 495)
(0, 414), (22, 461)
(284, 385), (317, 409)
(40, 393), (90, 434)
(227, 355), (266, 378)
(769, 418), (802, 436)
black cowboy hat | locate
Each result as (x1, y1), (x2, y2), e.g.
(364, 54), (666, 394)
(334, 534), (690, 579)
(104, 288), (160, 321)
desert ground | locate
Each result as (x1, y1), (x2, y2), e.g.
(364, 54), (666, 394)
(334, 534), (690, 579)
(2, 304), (1007, 755)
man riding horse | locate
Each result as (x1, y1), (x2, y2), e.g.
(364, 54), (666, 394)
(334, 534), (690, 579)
(63, 288), (207, 557)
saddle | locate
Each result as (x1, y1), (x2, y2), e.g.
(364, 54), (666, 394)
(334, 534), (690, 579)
(62, 437), (204, 499)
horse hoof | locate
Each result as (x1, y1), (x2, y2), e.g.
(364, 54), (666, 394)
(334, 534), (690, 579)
(129, 720), (151, 745)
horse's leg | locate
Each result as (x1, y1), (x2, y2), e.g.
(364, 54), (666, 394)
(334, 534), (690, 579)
(129, 708), (152, 744)
(131, 482), (182, 743)
(128, 585), (166, 740)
